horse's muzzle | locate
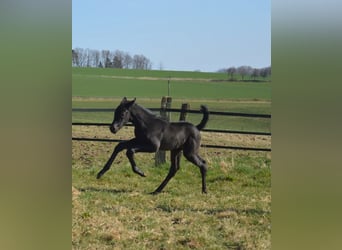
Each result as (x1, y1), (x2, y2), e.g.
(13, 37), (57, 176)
(110, 124), (118, 134)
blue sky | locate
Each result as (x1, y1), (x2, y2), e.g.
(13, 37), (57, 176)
(72, 0), (270, 72)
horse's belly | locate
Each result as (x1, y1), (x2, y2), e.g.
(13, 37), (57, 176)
(159, 135), (185, 150)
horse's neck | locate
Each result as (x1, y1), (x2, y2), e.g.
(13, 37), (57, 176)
(130, 104), (155, 128)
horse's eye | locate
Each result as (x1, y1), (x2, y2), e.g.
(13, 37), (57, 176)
(121, 110), (127, 118)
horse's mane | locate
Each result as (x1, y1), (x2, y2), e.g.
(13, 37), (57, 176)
(132, 103), (159, 119)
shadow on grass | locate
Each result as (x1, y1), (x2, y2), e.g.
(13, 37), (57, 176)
(78, 187), (130, 194)
(207, 176), (234, 183)
(204, 207), (270, 216)
(156, 204), (270, 216)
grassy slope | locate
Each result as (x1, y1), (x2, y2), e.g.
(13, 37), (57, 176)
(72, 67), (271, 100)
(73, 67), (271, 81)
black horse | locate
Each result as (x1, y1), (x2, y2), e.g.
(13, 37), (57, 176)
(96, 97), (209, 194)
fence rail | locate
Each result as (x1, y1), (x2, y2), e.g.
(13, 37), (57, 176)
(71, 122), (271, 136)
(72, 107), (271, 152)
(71, 137), (271, 152)
(72, 108), (271, 118)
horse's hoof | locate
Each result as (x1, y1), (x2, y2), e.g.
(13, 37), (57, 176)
(133, 167), (146, 177)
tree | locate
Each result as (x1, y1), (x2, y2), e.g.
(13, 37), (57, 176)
(260, 66), (271, 79)
(237, 66), (253, 80)
(105, 57), (112, 68)
(85, 48), (91, 67)
(101, 50), (111, 68)
(113, 55), (122, 68)
(73, 48), (88, 67)
(122, 52), (133, 69)
(227, 67), (236, 80)
(92, 49), (100, 68)
(72, 50), (79, 67)
(237, 66), (248, 80)
(113, 50), (124, 68)
(72, 47), (153, 70)
(132, 54), (152, 70)
(266, 66), (271, 76)
(251, 68), (260, 80)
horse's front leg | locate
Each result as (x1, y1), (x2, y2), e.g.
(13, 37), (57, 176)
(96, 140), (130, 179)
(126, 140), (159, 177)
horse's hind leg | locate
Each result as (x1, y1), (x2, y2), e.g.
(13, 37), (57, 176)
(183, 136), (208, 193)
(151, 149), (182, 194)
(184, 152), (208, 194)
(196, 155), (208, 193)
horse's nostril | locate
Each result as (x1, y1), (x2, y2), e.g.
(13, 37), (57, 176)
(110, 126), (117, 134)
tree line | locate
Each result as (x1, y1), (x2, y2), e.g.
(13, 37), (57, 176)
(72, 48), (152, 70)
(72, 48), (271, 80)
(218, 65), (271, 81)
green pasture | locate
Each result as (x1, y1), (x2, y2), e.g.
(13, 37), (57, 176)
(72, 76), (271, 100)
(72, 98), (271, 113)
(73, 67), (230, 80)
(72, 67), (271, 100)
(73, 67), (271, 81)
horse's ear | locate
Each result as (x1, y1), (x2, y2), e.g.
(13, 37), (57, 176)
(121, 97), (127, 104)
(127, 98), (136, 108)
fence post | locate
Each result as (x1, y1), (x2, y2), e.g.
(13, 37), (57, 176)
(166, 96), (172, 121)
(155, 96), (172, 166)
(179, 103), (190, 121)
(159, 96), (167, 121)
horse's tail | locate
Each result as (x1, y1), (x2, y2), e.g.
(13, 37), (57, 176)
(196, 105), (209, 131)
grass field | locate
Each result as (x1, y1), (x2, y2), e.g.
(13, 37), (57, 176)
(72, 136), (271, 249)
(72, 67), (271, 249)
(73, 67), (271, 81)
(72, 67), (271, 100)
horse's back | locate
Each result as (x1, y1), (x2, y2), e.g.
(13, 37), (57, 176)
(157, 122), (200, 150)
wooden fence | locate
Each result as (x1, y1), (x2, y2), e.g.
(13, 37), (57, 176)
(72, 103), (271, 152)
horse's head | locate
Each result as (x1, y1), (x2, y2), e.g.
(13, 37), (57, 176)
(110, 97), (136, 134)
